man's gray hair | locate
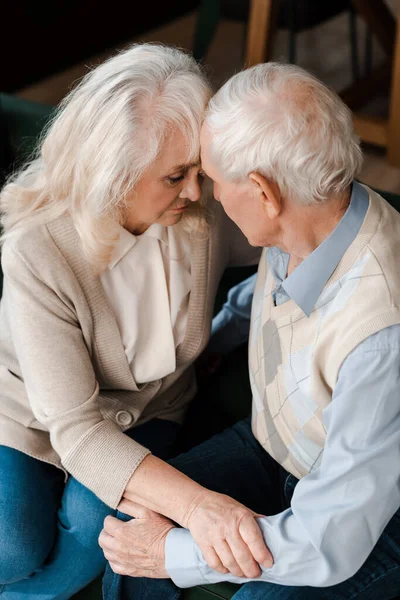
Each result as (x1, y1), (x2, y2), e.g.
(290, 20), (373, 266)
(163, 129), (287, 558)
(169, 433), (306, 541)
(204, 62), (363, 205)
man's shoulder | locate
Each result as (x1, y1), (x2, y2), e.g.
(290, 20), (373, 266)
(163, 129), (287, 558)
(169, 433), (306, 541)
(351, 325), (400, 356)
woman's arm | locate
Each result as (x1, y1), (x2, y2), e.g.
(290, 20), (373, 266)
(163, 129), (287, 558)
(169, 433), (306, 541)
(123, 454), (273, 578)
(2, 243), (150, 508)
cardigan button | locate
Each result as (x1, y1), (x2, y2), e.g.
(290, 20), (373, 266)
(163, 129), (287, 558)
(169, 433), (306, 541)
(116, 410), (133, 426)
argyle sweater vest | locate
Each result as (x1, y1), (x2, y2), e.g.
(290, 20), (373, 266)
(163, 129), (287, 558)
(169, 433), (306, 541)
(249, 185), (400, 478)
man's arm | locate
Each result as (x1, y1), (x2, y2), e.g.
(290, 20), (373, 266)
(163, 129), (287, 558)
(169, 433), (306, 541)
(207, 273), (257, 355)
(166, 324), (400, 588)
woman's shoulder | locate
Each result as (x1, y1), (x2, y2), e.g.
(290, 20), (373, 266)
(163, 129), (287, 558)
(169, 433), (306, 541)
(2, 215), (79, 278)
(3, 222), (50, 254)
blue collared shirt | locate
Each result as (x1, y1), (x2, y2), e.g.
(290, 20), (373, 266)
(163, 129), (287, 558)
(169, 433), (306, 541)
(165, 182), (400, 587)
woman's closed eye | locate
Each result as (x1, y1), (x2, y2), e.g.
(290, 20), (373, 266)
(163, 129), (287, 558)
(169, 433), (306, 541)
(167, 175), (184, 186)
(166, 167), (205, 187)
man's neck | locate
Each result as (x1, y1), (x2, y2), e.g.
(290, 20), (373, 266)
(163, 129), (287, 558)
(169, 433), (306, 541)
(282, 191), (351, 276)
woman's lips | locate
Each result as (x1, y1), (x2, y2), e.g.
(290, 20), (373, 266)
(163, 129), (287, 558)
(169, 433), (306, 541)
(169, 204), (188, 211)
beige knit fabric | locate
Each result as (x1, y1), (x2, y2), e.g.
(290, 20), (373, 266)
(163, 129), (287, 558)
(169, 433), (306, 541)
(0, 201), (260, 508)
(249, 186), (400, 479)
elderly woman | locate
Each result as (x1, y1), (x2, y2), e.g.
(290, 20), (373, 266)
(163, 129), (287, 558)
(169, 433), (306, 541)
(0, 44), (262, 598)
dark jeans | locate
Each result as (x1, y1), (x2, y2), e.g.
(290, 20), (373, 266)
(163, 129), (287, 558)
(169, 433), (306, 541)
(102, 418), (400, 600)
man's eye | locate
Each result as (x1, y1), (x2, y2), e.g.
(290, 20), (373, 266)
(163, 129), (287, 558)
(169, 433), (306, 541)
(167, 175), (184, 185)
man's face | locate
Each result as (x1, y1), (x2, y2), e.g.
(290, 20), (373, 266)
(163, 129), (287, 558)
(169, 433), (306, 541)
(200, 125), (278, 247)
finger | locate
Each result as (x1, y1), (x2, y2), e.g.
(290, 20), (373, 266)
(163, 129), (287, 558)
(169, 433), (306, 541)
(239, 517), (273, 568)
(213, 539), (244, 578)
(109, 561), (127, 576)
(226, 531), (261, 578)
(200, 545), (229, 575)
(99, 530), (129, 559)
(103, 515), (125, 536)
(118, 499), (155, 519)
(99, 529), (114, 550)
(103, 548), (123, 564)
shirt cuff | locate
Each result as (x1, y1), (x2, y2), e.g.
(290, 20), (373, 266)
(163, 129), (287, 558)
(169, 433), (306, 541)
(165, 527), (209, 588)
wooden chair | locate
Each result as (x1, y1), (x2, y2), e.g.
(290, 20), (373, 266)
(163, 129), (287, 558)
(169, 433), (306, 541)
(193, 0), (365, 81)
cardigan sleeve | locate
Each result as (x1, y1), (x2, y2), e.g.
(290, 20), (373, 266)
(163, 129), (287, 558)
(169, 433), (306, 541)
(1, 243), (150, 508)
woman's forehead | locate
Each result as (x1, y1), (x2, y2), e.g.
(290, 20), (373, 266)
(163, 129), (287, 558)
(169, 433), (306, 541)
(156, 130), (200, 173)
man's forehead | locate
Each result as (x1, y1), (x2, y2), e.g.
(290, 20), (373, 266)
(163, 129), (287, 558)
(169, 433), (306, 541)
(200, 126), (214, 176)
(200, 123), (211, 146)
(200, 126), (211, 158)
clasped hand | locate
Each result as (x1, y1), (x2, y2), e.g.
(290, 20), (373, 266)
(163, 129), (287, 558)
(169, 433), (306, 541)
(99, 491), (273, 579)
(183, 490), (273, 578)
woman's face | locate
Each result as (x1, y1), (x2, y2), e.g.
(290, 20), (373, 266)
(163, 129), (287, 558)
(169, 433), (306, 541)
(124, 129), (204, 235)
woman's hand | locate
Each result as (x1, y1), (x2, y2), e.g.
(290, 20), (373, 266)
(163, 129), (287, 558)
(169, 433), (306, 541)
(183, 490), (273, 578)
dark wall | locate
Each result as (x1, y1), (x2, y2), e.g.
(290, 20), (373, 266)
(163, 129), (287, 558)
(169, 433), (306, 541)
(1, 1), (200, 92)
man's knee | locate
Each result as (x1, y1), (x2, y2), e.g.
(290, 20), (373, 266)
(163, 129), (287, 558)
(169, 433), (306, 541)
(234, 582), (313, 600)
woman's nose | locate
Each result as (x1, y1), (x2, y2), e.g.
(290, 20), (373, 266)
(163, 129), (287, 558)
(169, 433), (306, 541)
(180, 177), (202, 202)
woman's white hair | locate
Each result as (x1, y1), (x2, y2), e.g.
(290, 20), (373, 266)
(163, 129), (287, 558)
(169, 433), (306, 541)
(204, 62), (363, 205)
(0, 43), (211, 269)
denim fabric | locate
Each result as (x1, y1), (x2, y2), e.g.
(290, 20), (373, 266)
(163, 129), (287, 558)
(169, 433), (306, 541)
(105, 418), (400, 600)
(0, 418), (181, 599)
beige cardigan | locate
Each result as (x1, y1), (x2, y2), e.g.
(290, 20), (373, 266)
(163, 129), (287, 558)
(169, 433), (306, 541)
(0, 202), (260, 508)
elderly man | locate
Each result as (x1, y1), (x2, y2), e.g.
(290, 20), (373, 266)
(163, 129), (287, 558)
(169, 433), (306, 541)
(100, 63), (400, 600)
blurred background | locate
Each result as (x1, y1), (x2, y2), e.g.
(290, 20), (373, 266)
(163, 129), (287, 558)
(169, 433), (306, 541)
(2, 0), (400, 193)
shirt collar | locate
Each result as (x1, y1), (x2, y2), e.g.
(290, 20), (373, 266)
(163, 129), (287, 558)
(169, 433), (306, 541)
(267, 181), (370, 316)
(108, 223), (168, 270)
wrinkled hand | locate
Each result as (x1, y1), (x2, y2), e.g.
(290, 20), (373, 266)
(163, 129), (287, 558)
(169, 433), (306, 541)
(99, 500), (174, 578)
(184, 490), (273, 578)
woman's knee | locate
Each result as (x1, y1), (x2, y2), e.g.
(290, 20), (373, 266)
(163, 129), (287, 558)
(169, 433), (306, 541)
(59, 476), (115, 549)
(0, 448), (60, 584)
(0, 533), (50, 584)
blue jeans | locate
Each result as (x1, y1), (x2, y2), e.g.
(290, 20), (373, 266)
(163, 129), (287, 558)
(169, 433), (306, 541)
(103, 418), (400, 600)
(0, 418), (181, 600)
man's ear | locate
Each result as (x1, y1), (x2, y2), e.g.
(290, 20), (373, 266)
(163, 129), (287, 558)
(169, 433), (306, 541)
(249, 173), (282, 219)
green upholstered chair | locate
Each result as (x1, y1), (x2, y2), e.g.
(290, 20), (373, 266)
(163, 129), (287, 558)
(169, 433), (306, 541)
(0, 94), (55, 297)
(0, 93), (399, 600)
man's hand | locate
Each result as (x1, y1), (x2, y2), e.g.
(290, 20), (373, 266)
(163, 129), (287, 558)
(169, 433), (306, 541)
(99, 500), (175, 578)
(183, 489), (273, 578)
